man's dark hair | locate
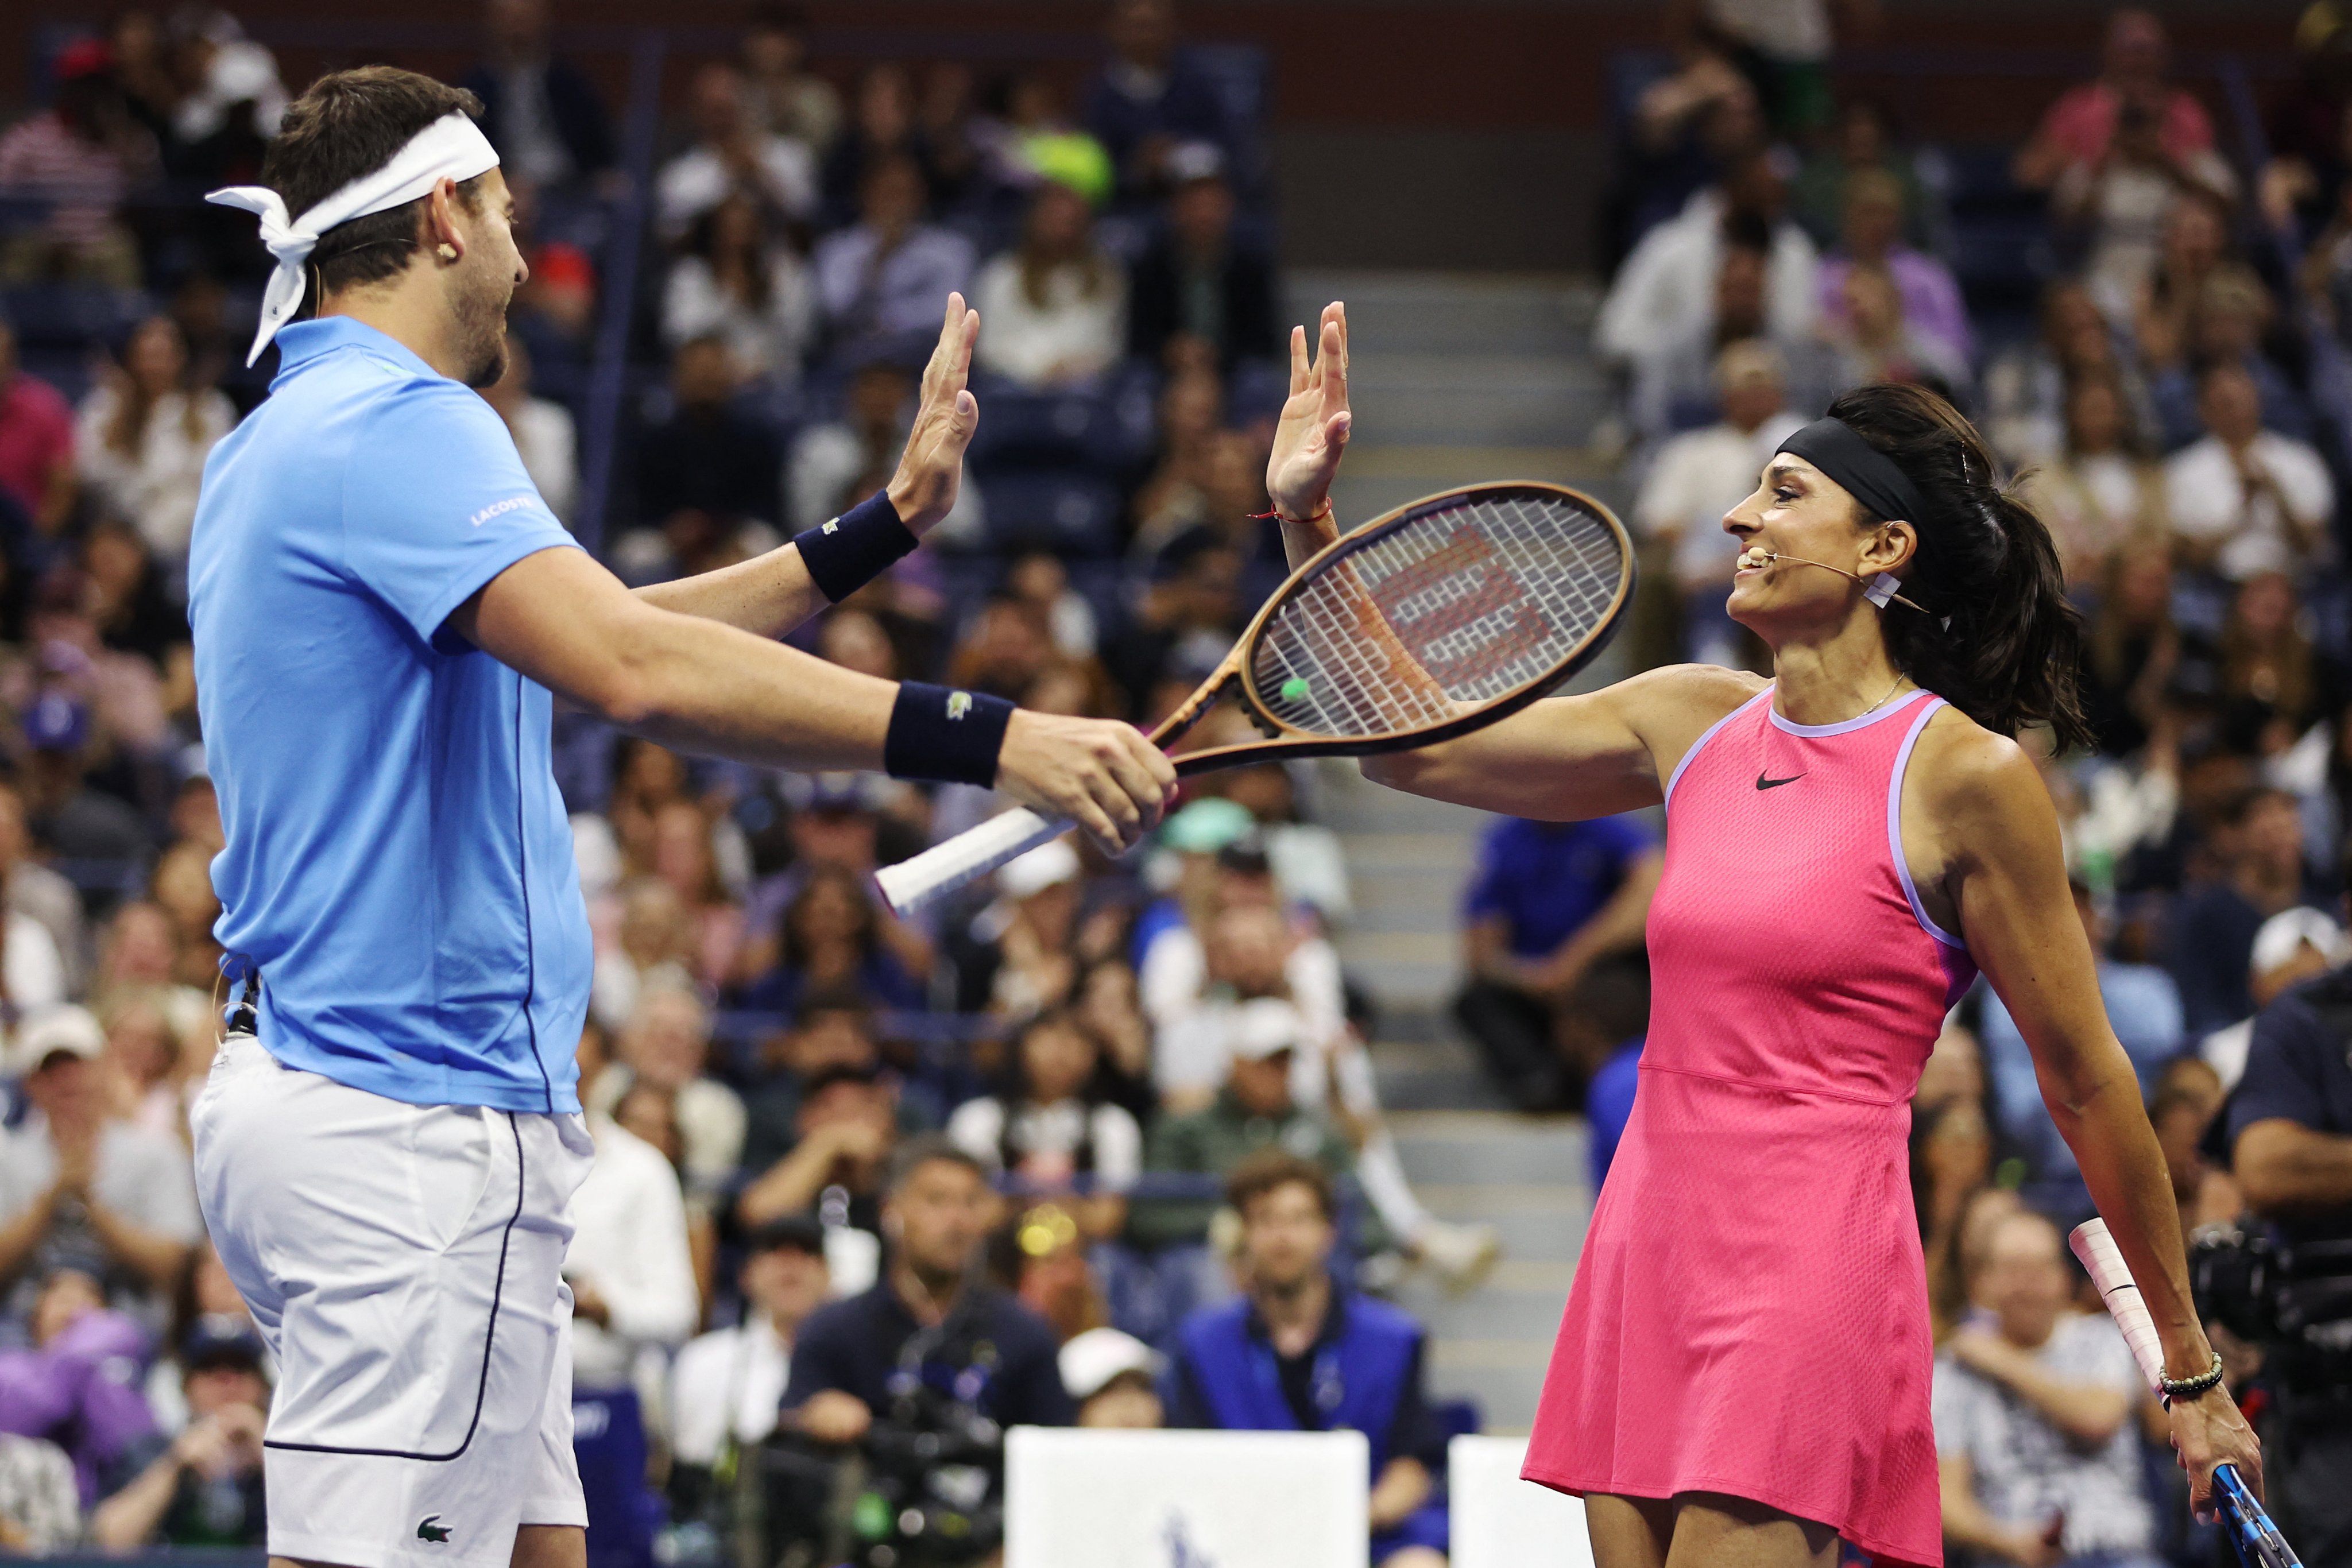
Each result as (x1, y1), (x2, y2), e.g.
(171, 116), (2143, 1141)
(259, 67), (488, 299)
(745, 1214), (827, 1259)
(886, 1133), (987, 1194)
(1224, 1149), (1335, 1224)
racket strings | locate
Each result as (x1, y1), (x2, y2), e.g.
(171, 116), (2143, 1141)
(1252, 491), (1626, 738)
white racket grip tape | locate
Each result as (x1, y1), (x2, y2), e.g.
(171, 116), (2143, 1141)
(874, 808), (1070, 916)
(2069, 1218), (2170, 1393)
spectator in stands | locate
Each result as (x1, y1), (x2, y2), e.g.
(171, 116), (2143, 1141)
(0, 1007), (199, 1333)
(2218, 571), (2345, 756)
(1132, 997), (1359, 1260)
(2052, 96), (2238, 325)
(668, 1216), (829, 1515)
(593, 985), (746, 1209)
(460, 0), (616, 191)
(1126, 144), (1278, 372)
(1084, 0), (1233, 202)
(644, 799), (745, 988)
(162, 9), (285, 169)
(811, 153), (976, 369)
(99, 987), (190, 1139)
(740, 4), (841, 155)
(481, 332), (578, 522)
(590, 876), (698, 1031)
(1633, 339), (1806, 665)
(1165, 1152), (1449, 1568)
(2148, 269), (2316, 451)
(2018, 374), (2164, 587)
(2133, 192), (2233, 378)
(2016, 8), (2218, 191)
(1933, 1210), (2158, 1568)
(948, 1008), (1142, 1243)
(660, 192), (816, 386)
(0, 781), (86, 1002)
(2168, 787), (2318, 1037)
(973, 181), (1128, 388)
(0, 1266), (153, 1503)
(1610, 49), (1761, 261)
(1571, 956), (1651, 1191)
(90, 1322), (268, 1549)
(0, 1431), (79, 1551)
(147, 841), (222, 990)
(0, 317), (78, 537)
(1596, 149), (1819, 387)
(917, 61), (985, 212)
(736, 1063), (899, 1243)
(1983, 281), (2142, 467)
(140, 1240), (254, 1438)
(740, 862), (925, 1017)
(2149, 1054), (2237, 1236)
(75, 315), (235, 569)
(1815, 168), (1970, 369)
(786, 356), (979, 547)
(1453, 811), (1661, 1113)
(1104, 538), (1247, 717)
(85, 516), (185, 664)
(2164, 361), (2335, 582)
(567, 1104), (698, 1568)
(1792, 96), (1936, 254)
(784, 1139), (1073, 1443)
(0, 40), (154, 288)
(1820, 264), (1973, 404)
(1979, 877), (2183, 1220)
(1062, 1326), (1166, 1427)
(622, 335), (783, 577)
(656, 61), (818, 239)
(2080, 549), (2184, 759)
(975, 837), (1090, 1020)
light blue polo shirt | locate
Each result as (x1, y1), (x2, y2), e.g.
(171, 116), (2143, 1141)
(188, 316), (590, 1113)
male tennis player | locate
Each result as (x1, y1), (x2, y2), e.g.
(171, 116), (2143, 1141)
(183, 68), (1171, 1568)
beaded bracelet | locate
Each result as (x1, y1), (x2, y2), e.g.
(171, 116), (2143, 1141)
(2159, 1352), (2227, 1403)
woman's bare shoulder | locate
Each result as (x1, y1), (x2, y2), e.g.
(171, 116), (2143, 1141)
(1906, 702), (2048, 826)
(1601, 662), (1769, 739)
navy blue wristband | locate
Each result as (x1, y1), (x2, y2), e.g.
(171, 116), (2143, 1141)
(794, 491), (918, 603)
(884, 682), (1015, 787)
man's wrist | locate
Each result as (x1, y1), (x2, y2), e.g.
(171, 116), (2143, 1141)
(884, 682), (1015, 787)
(795, 491), (919, 603)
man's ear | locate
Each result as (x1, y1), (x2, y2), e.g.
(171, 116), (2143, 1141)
(424, 176), (465, 262)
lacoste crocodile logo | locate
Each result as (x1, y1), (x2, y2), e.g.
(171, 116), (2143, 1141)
(417, 1517), (452, 1544)
(946, 691), (973, 720)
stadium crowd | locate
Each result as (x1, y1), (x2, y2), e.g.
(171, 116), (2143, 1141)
(0, 0), (2347, 1563)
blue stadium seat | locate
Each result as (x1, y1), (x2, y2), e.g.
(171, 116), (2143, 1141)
(1, 282), (153, 353)
(968, 382), (1125, 474)
(973, 472), (1125, 556)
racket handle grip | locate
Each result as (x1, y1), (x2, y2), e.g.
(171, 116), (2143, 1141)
(2069, 1218), (2170, 1393)
(874, 808), (1069, 917)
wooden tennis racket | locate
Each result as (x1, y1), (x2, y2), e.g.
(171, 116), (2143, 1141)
(875, 481), (1635, 915)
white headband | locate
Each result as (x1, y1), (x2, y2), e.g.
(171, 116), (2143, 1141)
(206, 112), (501, 366)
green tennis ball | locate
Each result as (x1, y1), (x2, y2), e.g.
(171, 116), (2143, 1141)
(1281, 677), (1311, 703)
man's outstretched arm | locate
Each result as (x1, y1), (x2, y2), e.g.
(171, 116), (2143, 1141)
(450, 544), (1172, 853)
(630, 294), (980, 637)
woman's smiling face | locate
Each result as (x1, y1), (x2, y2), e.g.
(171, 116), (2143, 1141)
(1722, 454), (1915, 633)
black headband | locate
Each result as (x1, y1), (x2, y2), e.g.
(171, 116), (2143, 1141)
(1774, 417), (1927, 527)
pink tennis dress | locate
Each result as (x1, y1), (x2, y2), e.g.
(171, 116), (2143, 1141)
(1522, 684), (1975, 1567)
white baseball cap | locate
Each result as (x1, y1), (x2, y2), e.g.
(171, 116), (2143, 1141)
(2252, 905), (2351, 975)
(1059, 1327), (1165, 1402)
(998, 837), (1081, 900)
(1229, 997), (1305, 1062)
(12, 1005), (105, 1075)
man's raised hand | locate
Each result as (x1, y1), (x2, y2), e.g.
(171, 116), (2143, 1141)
(886, 293), (982, 533)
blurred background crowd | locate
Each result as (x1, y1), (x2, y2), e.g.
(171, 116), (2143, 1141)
(0, 0), (2346, 1565)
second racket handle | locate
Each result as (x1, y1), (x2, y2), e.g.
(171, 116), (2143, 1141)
(873, 808), (1069, 916)
(2069, 1218), (2169, 1393)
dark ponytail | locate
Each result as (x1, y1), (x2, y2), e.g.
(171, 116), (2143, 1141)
(1823, 384), (2092, 753)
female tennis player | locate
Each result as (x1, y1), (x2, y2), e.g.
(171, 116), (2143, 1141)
(1264, 304), (2262, 1568)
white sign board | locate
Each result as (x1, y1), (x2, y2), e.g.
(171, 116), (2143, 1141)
(1448, 1435), (1594, 1568)
(1006, 1426), (1370, 1568)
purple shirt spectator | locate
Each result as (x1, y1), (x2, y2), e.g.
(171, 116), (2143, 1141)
(0, 1296), (154, 1504)
(1813, 170), (1971, 366)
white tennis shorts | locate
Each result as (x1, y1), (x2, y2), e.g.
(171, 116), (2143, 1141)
(191, 1033), (594, 1568)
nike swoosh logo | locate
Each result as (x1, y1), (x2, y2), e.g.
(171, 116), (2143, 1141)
(1756, 772), (1805, 789)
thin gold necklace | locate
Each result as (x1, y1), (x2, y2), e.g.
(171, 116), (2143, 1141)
(1858, 672), (1909, 717)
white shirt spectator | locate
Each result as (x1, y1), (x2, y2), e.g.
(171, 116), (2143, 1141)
(786, 420), (987, 544)
(583, 1066), (746, 1210)
(1140, 926), (1350, 1106)
(670, 1314), (790, 1466)
(566, 1116), (699, 1394)
(970, 253), (1127, 388)
(2164, 429), (2334, 580)
(0, 1434), (80, 1552)
(1636, 409), (1808, 589)
(505, 393), (578, 524)
(2, 913), (67, 1019)
(74, 384), (236, 561)
(1932, 1312), (2155, 1558)
(662, 253), (818, 385)
(1596, 189), (1820, 368)
(172, 36), (287, 142)
(945, 1096), (1143, 1190)
(0, 1110), (203, 1326)
(656, 136), (818, 237)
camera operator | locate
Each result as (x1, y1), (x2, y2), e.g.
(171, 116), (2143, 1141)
(776, 1137), (1073, 1563)
(2221, 962), (2352, 1568)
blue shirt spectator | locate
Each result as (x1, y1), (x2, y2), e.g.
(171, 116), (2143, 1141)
(459, 0), (616, 189)
(2224, 966), (2352, 1249)
(1464, 815), (1658, 961)
(1082, 0), (1233, 201)
(1587, 1035), (1644, 1191)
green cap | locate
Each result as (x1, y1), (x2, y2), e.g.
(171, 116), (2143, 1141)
(1160, 797), (1255, 855)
